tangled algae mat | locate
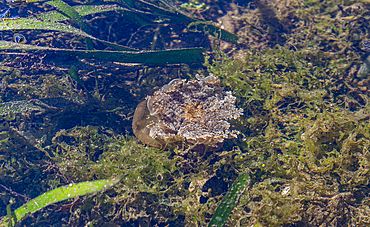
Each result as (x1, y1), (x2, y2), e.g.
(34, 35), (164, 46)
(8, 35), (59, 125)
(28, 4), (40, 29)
(2, 0), (370, 226)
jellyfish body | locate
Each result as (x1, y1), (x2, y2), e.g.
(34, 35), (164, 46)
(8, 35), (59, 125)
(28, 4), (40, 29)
(132, 74), (243, 151)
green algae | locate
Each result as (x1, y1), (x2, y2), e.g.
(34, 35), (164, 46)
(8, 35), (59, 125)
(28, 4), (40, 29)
(200, 7), (370, 222)
(44, 126), (199, 224)
(3, 0), (370, 226)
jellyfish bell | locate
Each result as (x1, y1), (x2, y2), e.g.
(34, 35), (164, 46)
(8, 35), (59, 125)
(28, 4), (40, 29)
(132, 74), (243, 152)
(132, 95), (163, 148)
(132, 98), (222, 151)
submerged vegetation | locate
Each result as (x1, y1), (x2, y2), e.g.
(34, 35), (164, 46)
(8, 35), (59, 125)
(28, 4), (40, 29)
(2, 0), (370, 226)
(0, 178), (120, 227)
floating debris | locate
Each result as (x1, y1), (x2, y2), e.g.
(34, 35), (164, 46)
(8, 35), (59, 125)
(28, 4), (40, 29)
(362, 40), (370, 52)
(13, 33), (26, 44)
(357, 40), (370, 78)
(0, 9), (10, 19)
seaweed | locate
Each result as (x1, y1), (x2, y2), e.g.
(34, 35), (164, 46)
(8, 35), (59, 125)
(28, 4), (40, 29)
(208, 172), (250, 227)
(0, 0), (241, 65)
(0, 178), (120, 227)
(3, 0), (370, 226)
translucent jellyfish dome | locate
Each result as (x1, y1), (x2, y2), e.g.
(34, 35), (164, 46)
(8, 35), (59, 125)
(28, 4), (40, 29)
(132, 74), (243, 151)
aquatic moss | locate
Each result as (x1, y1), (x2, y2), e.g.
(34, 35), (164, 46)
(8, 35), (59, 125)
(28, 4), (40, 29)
(3, 0), (370, 226)
(6, 49), (370, 227)
(202, 18), (370, 223)
(34, 125), (249, 226)
(44, 126), (209, 225)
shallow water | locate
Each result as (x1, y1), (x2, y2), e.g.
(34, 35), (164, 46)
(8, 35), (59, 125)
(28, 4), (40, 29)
(0, 0), (369, 226)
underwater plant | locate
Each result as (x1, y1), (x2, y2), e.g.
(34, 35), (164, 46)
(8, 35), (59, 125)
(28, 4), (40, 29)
(5, 0), (370, 226)
(0, 178), (120, 227)
(208, 172), (250, 227)
(0, 0), (238, 66)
